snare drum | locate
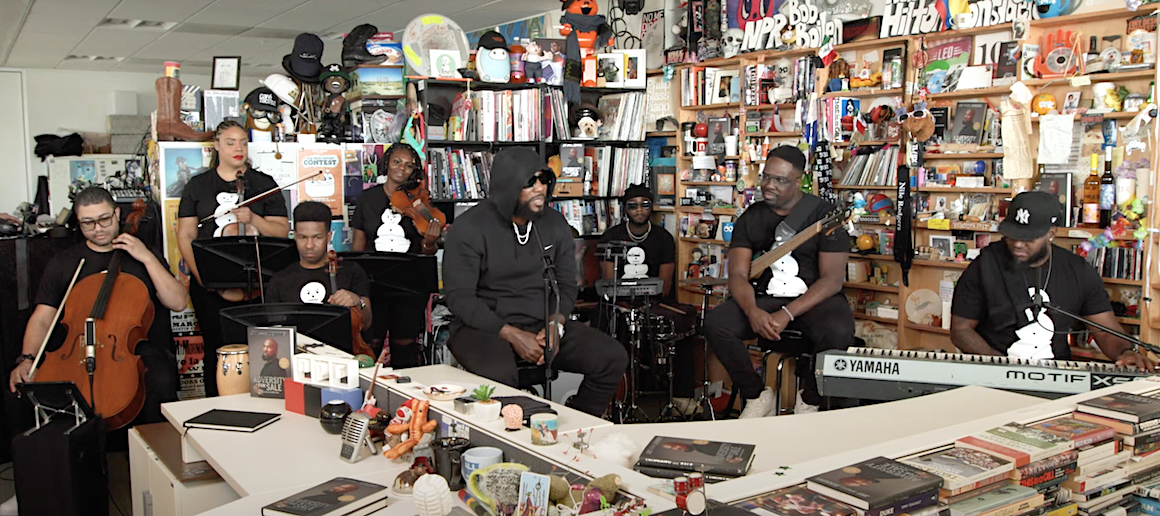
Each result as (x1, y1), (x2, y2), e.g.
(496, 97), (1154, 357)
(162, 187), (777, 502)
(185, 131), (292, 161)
(216, 344), (250, 395)
(648, 314), (676, 340)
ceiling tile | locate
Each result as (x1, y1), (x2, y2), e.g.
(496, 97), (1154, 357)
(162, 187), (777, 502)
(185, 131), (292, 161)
(187, 0), (310, 28)
(258, 0), (398, 31)
(73, 27), (161, 58)
(108, 0), (218, 23)
(57, 58), (120, 71)
(134, 32), (233, 60)
(6, 29), (84, 66)
(199, 35), (291, 59)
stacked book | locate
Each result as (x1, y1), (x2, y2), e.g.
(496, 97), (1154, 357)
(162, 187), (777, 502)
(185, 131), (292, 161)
(594, 91), (647, 142)
(426, 148), (493, 200)
(1069, 393), (1160, 516)
(1073, 246), (1145, 282)
(633, 436), (755, 483)
(447, 88), (565, 142)
(838, 146), (901, 187)
(589, 146), (648, 198)
(806, 457), (944, 516)
(262, 477), (388, 516)
(549, 199), (623, 236)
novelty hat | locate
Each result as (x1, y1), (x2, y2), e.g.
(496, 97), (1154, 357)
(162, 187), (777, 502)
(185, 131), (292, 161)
(261, 73), (300, 105)
(282, 33), (324, 83)
(476, 30), (508, 51)
(320, 63), (350, 82)
(244, 87), (279, 113)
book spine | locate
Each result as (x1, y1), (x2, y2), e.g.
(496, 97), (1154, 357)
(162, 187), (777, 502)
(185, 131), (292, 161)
(632, 464), (734, 483)
(863, 489), (939, 516)
(636, 456), (747, 477)
(1074, 429), (1118, 449)
(1046, 503), (1078, 516)
(980, 497), (1044, 516)
(1017, 451), (1081, 479)
(1136, 497), (1160, 516)
(1021, 464), (1078, 489)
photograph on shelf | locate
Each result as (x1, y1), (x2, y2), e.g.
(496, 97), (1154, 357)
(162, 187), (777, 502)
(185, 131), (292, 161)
(162, 144), (212, 200)
(712, 70), (740, 105)
(1063, 91), (1081, 114)
(617, 48), (646, 88)
(211, 56), (241, 90)
(657, 173), (676, 196)
(994, 42), (1019, 84)
(429, 49), (463, 78)
(948, 101), (987, 145)
(1038, 172), (1073, 227)
(597, 53), (624, 87)
(706, 116), (730, 156)
(560, 143), (585, 179)
(929, 235), (954, 260)
(975, 233), (991, 249)
(535, 39), (566, 85)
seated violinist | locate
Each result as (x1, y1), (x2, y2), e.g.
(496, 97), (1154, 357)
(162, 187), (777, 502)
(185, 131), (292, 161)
(266, 202), (372, 332)
(351, 143), (443, 367)
(9, 187), (187, 424)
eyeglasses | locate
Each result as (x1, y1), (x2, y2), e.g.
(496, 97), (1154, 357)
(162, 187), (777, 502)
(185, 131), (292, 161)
(79, 214), (115, 231)
(760, 174), (796, 186)
(626, 201), (652, 210)
(526, 170), (555, 188)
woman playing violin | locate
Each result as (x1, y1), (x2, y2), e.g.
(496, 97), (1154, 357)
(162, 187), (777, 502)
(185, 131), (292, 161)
(351, 143), (441, 367)
(176, 120), (289, 397)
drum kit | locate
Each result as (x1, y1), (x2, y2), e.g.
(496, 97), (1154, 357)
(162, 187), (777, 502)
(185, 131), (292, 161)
(596, 242), (696, 424)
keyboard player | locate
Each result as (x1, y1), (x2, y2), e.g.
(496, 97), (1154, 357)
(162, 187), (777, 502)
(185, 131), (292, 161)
(598, 184), (698, 413)
(950, 191), (1154, 370)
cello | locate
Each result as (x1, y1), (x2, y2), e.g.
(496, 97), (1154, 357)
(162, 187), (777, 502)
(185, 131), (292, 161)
(34, 200), (153, 429)
(328, 250), (375, 357)
(389, 181), (446, 236)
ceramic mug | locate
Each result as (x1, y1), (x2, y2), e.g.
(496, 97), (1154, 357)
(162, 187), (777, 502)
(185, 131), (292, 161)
(461, 446), (503, 481)
(468, 462), (529, 516)
(530, 413), (558, 445)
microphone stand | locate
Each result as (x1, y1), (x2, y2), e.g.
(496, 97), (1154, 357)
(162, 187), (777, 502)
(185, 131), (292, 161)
(1039, 301), (1160, 357)
(541, 250), (559, 402)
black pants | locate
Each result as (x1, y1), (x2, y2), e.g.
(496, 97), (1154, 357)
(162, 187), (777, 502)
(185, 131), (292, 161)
(189, 281), (243, 397)
(704, 294), (854, 405)
(137, 344), (179, 424)
(447, 321), (628, 417)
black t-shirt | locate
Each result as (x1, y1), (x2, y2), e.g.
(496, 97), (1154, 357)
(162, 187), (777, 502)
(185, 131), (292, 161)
(177, 168), (288, 240)
(351, 185), (423, 254)
(265, 261), (371, 304)
(599, 222), (676, 282)
(952, 243), (1113, 360)
(731, 195), (849, 288)
(35, 243), (172, 352)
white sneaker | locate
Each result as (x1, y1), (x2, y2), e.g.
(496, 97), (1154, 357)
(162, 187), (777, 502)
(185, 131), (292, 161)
(739, 387), (775, 419)
(1, 495), (17, 516)
(794, 389), (819, 414)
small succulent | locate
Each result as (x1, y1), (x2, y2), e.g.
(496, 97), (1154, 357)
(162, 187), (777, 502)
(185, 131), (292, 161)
(472, 384), (496, 403)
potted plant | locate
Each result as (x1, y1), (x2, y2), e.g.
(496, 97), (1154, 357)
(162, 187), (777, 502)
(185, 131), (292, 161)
(472, 384), (501, 422)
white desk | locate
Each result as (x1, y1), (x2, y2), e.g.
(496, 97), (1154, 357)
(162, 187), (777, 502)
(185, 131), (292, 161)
(614, 386), (1041, 474)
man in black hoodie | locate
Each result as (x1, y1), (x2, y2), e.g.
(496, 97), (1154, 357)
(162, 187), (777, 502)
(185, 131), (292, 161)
(443, 148), (627, 416)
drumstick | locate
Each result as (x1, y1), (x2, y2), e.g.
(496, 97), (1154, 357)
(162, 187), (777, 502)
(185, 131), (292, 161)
(197, 171), (324, 226)
(658, 303), (687, 316)
(28, 259), (86, 380)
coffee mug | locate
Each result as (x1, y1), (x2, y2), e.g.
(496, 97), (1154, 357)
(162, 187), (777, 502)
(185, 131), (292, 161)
(461, 446), (503, 481)
(434, 437), (470, 490)
(530, 413), (558, 445)
(468, 462), (529, 516)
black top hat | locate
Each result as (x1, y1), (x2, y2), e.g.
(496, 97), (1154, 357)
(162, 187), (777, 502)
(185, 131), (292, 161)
(282, 33), (324, 83)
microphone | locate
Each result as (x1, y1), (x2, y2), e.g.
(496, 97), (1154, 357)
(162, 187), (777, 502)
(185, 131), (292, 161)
(1032, 265), (1044, 318)
(85, 318), (96, 374)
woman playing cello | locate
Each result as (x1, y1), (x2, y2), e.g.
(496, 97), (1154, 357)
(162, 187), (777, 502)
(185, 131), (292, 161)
(351, 143), (443, 368)
(176, 120), (289, 397)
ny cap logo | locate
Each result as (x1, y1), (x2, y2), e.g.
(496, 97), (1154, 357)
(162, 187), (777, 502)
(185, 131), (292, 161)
(1015, 208), (1030, 224)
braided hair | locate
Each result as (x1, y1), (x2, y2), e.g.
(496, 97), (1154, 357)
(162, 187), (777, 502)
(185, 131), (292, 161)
(387, 143), (425, 191)
(208, 120), (249, 170)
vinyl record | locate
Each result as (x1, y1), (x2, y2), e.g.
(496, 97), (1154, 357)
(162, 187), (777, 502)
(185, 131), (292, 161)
(402, 14), (470, 78)
(1044, 47), (1077, 74)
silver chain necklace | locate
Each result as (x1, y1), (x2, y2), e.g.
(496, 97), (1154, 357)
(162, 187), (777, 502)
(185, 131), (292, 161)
(513, 221), (533, 245)
(627, 221), (651, 243)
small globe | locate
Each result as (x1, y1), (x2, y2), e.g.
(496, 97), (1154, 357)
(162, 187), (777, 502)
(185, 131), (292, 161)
(856, 234), (876, 251)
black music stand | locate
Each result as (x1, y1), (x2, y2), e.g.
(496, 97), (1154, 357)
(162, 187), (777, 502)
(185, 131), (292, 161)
(220, 303), (354, 355)
(338, 252), (439, 298)
(192, 237), (298, 299)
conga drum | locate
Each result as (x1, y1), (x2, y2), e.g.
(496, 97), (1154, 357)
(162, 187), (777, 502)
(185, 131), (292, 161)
(216, 344), (250, 395)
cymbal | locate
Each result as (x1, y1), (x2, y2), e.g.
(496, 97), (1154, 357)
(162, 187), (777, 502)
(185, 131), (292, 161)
(679, 277), (728, 287)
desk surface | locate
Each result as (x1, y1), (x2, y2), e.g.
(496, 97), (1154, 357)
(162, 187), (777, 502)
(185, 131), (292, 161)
(614, 385), (1041, 474)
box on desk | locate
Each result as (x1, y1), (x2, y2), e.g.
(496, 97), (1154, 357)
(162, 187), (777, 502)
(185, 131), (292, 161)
(284, 379), (324, 418)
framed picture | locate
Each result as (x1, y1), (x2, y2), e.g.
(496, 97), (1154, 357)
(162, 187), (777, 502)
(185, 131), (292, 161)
(616, 49), (646, 88)
(1037, 171), (1072, 227)
(1063, 91), (1081, 114)
(657, 173), (675, 195)
(596, 53), (625, 88)
(429, 49), (462, 78)
(712, 70), (739, 105)
(975, 233), (991, 249)
(929, 235), (954, 260)
(933, 195), (949, 212)
(211, 56), (241, 90)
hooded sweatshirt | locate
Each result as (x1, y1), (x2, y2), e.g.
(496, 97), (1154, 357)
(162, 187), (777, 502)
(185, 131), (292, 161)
(443, 148), (578, 334)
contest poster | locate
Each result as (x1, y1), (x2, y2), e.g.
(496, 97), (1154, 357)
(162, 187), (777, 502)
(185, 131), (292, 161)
(298, 146), (344, 216)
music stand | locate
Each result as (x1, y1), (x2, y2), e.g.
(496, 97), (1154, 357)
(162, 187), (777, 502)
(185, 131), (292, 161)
(192, 236), (298, 298)
(18, 381), (95, 431)
(338, 252), (439, 298)
(220, 303), (354, 355)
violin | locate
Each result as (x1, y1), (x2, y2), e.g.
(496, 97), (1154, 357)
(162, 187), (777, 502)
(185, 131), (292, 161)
(389, 181), (446, 236)
(34, 200), (153, 429)
(328, 250), (374, 357)
(215, 171), (260, 237)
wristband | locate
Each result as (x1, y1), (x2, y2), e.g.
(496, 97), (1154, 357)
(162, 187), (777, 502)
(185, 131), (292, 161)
(781, 306), (795, 322)
(15, 354), (34, 366)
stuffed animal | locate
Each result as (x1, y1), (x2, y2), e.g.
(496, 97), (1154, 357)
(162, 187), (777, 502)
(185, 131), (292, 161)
(384, 399), (438, 459)
(560, 0), (613, 101)
(902, 109), (936, 142)
(476, 31), (511, 84)
(549, 475), (586, 508)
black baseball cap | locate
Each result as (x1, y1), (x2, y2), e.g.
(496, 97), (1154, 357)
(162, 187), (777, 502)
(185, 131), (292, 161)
(999, 191), (1060, 241)
(476, 30), (508, 51)
(244, 87), (279, 112)
(622, 184), (654, 203)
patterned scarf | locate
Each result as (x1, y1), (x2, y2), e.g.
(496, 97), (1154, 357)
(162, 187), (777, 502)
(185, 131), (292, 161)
(560, 11), (612, 104)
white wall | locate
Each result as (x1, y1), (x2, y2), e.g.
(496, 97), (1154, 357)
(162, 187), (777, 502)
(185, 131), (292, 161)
(0, 67), (261, 211)
(0, 70), (31, 214)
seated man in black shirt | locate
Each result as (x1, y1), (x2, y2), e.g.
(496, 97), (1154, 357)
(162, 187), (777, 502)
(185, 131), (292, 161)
(9, 187), (187, 423)
(704, 146), (854, 418)
(951, 191), (1153, 368)
(266, 202), (372, 333)
(598, 184), (698, 413)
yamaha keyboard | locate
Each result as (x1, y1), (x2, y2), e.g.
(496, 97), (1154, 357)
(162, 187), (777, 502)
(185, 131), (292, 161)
(817, 347), (1153, 400)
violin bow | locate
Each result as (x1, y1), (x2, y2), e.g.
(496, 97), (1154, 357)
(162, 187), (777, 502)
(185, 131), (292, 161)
(197, 170), (324, 226)
(28, 259), (86, 380)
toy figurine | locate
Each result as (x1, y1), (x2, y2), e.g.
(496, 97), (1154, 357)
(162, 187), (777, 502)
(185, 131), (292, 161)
(559, 0), (612, 102)
(319, 64), (351, 143)
(524, 40), (551, 83)
(242, 87), (280, 142)
(476, 31), (511, 84)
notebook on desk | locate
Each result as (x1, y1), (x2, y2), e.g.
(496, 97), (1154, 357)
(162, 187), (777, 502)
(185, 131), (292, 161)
(182, 409), (280, 432)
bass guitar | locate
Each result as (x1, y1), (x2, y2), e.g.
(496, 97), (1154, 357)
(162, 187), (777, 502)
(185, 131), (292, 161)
(747, 209), (844, 296)
(328, 251), (375, 357)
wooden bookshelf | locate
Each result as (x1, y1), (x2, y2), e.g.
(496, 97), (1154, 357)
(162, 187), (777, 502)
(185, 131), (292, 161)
(853, 312), (901, 325)
(843, 282), (899, 293)
(822, 87), (904, 98)
(923, 153), (1004, 159)
(927, 86), (1012, 100)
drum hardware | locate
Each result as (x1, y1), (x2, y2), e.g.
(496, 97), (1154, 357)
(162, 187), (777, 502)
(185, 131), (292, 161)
(612, 302), (650, 424)
(688, 282), (718, 421)
(652, 314), (685, 423)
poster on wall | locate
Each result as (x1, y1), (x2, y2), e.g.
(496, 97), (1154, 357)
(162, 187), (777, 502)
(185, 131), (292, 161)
(298, 146), (344, 216)
(46, 154), (137, 210)
(162, 199), (194, 309)
(249, 143), (298, 209)
(176, 334), (205, 400)
(160, 143), (213, 200)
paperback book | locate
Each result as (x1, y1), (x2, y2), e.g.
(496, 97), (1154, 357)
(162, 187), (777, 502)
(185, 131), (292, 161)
(261, 477), (388, 516)
(955, 424), (1075, 467)
(1031, 417), (1116, 448)
(1077, 393), (1160, 424)
(637, 436), (756, 476)
(806, 456), (944, 510)
(902, 448), (1014, 491)
(248, 326), (294, 399)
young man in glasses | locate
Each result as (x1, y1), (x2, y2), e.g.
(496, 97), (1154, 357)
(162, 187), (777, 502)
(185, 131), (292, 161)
(598, 184), (699, 414)
(443, 148), (627, 416)
(704, 146), (854, 418)
(9, 187), (187, 422)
